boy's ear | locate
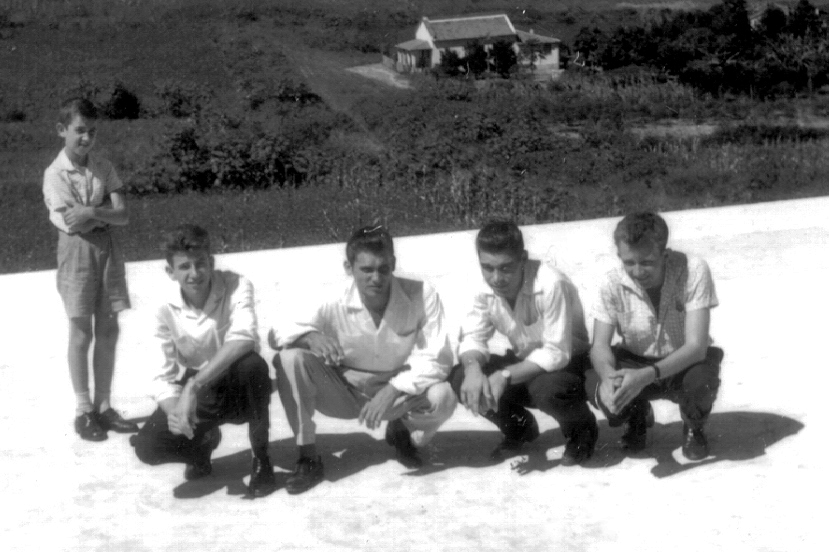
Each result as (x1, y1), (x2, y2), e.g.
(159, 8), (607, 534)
(56, 123), (66, 136)
(165, 262), (174, 279)
(343, 259), (353, 276)
(390, 255), (397, 272)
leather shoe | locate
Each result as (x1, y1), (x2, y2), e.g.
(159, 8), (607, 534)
(620, 402), (651, 452)
(486, 407), (539, 462)
(184, 427), (222, 481)
(681, 424), (709, 461)
(97, 408), (139, 433)
(561, 418), (598, 466)
(286, 456), (324, 495)
(385, 419), (423, 468)
(75, 412), (107, 442)
(248, 457), (278, 498)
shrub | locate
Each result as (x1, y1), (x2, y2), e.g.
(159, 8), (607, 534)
(155, 80), (211, 118)
(101, 82), (141, 120)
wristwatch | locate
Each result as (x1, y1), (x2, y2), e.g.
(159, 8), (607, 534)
(500, 369), (512, 382)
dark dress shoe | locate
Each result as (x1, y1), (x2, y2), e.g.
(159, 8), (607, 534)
(620, 402), (651, 452)
(184, 427), (222, 481)
(248, 457), (278, 498)
(286, 456), (324, 495)
(97, 409), (139, 433)
(75, 412), (108, 442)
(681, 424), (709, 461)
(486, 406), (540, 462)
(561, 419), (598, 466)
(385, 418), (423, 469)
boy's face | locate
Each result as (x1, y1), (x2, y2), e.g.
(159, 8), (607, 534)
(57, 114), (97, 163)
(478, 249), (527, 302)
(345, 251), (395, 307)
(166, 251), (214, 300)
(617, 241), (667, 290)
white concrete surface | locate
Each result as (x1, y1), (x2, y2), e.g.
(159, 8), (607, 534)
(1, 197), (827, 551)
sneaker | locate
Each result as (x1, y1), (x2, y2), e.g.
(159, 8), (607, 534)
(97, 408), (139, 433)
(184, 427), (222, 481)
(285, 456), (324, 495)
(681, 424), (709, 461)
(248, 457), (278, 498)
(75, 412), (108, 442)
(385, 418), (423, 469)
(561, 419), (598, 467)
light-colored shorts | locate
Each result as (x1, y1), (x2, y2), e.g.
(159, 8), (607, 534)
(56, 228), (130, 318)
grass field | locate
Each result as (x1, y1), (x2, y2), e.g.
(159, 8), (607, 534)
(2, 0), (828, 274)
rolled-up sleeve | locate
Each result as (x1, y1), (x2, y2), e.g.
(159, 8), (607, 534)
(525, 279), (572, 372)
(390, 284), (454, 395)
(150, 308), (183, 402)
(225, 277), (258, 345)
(685, 259), (718, 312)
(457, 293), (494, 361)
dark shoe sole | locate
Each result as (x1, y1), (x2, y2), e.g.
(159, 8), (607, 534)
(285, 476), (323, 495)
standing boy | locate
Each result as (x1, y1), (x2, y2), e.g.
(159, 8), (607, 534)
(452, 221), (598, 464)
(42, 97), (137, 441)
(589, 212), (722, 460)
(131, 225), (277, 498)
(272, 226), (457, 494)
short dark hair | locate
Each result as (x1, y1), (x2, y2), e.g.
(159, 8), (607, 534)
(58, 97), (98, 126)
(346, 225), (394, 264)
(163, 224), (211, 264)
(613, 212), (669, 251)
(476, 220), (525, 258)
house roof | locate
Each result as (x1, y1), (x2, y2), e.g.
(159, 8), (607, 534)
(422, 14), (516, 42)
(395, 39), (432, 51)
(516, 29), (560, 45)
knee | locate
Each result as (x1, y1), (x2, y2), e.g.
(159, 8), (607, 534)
(235, 352), (268, 379)
(275, 348), (315, 376)
(69, 317), (93, 346)
(532, 372), (585, 409)
(682, 364), (721, 398)
(131, 431), (161, 466)
(426, 382), (458, 417)
(95, 314), (120, 343)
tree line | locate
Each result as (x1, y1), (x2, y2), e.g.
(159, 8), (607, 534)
(573, 0), (829, 97)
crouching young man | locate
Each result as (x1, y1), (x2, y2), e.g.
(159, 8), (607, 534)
(272, 225), (457, 494)
(131, 225), (278, 497)
(451, 221), (598, 464)
(589, 212), (722, 460)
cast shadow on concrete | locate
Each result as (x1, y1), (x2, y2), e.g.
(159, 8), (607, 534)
(511, 410), (804, 478)
(170, 410), (802, 497)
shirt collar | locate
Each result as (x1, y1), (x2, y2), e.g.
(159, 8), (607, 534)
(168, 272), (225, 313)
(56, 149), (99, 174)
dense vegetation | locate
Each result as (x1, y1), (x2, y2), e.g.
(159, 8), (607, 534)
(575, 0), (829, 97)
(1, 0), (828, 273)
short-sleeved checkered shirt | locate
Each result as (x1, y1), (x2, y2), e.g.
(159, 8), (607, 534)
(42, 149), (123, 234)
(592, 249), (718, 358)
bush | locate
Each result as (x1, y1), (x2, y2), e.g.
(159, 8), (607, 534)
(101, 82), (141, 120)
(155, 80), (211, 118)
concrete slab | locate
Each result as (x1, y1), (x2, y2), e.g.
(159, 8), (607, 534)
(2, 197), (827, 551)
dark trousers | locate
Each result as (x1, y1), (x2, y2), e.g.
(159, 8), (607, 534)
(133, 352), (272, 465)
(586, 347), (723, 430)
(449, 351), (596, 440)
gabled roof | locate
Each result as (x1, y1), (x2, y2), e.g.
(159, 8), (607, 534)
(516, 29), (560, 45)
(395, 39), (432, 51)
(422, 14), (516, 42)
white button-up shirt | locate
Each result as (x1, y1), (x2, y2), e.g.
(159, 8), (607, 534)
(592, 249), (718, 358)
(42, 149), (123, 234)
(458, 260), (589, 372)
(274, 276), (453, 396)
(150, 270), (259, 402)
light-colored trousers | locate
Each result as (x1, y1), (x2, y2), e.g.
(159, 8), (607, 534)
(275, 349), (457, 447)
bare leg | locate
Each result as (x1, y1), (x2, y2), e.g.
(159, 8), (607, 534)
(92, 313), (120, 413)
(68, 316), (94, 415)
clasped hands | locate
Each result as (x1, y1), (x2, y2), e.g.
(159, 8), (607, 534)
(167, 381), (199, 439)
(599, 368), (656, 415)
